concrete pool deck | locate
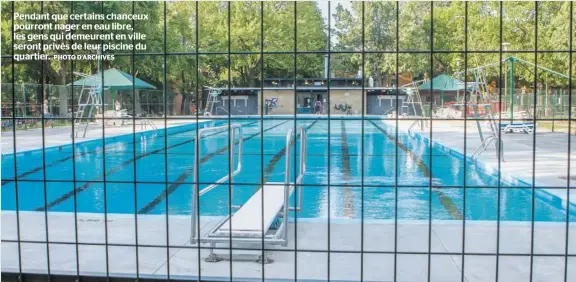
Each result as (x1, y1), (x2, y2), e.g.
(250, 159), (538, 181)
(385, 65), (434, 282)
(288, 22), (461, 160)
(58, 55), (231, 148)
(2, 211), (575, 282)
(387, 119), (576, 206)
(1, 118), (208, 153)
(1, 114), (349, 153)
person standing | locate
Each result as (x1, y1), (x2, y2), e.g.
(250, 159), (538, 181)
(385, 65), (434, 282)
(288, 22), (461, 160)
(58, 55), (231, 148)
(314, 100), (322, 115)
(189, 97), (196, 115)
(115, 99), (121, 112)
(43, 99), (52, 128)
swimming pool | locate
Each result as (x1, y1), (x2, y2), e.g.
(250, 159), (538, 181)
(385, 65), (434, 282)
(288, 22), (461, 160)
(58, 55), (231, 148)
(1, 118), (574, 222)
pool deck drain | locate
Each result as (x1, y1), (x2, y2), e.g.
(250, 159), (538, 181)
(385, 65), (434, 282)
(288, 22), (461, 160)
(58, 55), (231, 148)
(2, 211), (575, 282)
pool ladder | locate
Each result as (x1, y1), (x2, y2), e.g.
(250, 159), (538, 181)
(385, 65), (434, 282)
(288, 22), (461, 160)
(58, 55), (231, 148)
(407, 118), (428, 137)
(471, 134), (504, 161)
(191, 123), (243, 200)
(470, 69), (505, 162)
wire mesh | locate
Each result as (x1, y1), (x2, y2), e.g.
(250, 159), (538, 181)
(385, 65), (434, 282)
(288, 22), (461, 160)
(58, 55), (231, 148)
(1, 1), (575, 282)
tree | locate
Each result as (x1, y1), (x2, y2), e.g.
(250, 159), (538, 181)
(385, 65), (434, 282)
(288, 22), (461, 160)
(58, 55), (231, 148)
(331, 2), (397, 85)
(4, 1), (574, 98)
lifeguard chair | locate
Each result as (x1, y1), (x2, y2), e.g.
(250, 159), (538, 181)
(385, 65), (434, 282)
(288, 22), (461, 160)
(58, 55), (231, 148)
(203, 88), (228, 116)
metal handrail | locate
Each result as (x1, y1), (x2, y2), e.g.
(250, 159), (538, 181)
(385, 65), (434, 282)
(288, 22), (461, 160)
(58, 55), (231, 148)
(191, 123), (243, 242)
(471, 136), (495, 159)
(407, 119), (426, 137)
(282, 125), (307, 241)
(407, 120), (418, 136)
(382, 107), (396, 115)
(471, 135), (504, 161)
(399, 79), (427, 89)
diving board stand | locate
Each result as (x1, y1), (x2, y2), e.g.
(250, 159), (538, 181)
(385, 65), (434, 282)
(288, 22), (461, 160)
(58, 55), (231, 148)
(190, 124), (308, 263)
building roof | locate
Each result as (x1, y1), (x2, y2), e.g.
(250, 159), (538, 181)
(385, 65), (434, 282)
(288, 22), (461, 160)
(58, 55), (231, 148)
(68, 68), (156, 90)
(419, 74), (467, 91)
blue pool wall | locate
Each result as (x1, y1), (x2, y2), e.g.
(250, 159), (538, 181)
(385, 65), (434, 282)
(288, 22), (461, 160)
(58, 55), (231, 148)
(404, 123), (576, 216)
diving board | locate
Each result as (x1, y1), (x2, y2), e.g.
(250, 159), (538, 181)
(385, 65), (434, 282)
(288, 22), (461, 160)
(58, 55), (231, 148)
(214, 183), (294, 237)
(190, 124), (308, 264)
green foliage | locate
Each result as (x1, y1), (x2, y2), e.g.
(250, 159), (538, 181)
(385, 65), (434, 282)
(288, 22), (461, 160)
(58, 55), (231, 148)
(3, 1), (575, 90)
(331, 1), (574, 87)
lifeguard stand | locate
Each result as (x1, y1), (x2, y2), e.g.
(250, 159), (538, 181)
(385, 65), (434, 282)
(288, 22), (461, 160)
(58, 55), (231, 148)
(71, 72), (108, 138)
(400, 79), (428, 134)
(203, 88), (229, 116)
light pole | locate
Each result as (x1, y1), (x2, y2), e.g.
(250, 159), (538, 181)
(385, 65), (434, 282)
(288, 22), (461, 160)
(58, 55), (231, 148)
(502, 42), (514, 120)
(455, 58), (462, 102)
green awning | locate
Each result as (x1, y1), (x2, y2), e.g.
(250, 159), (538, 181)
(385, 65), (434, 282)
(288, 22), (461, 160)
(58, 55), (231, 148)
(419, 74), (469, 91)
(67, 68), (156, 90)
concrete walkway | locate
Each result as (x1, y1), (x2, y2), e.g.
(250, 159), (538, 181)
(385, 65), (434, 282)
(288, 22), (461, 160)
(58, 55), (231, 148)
(2, 118), (206, 153)
(2, 212), (575, 282)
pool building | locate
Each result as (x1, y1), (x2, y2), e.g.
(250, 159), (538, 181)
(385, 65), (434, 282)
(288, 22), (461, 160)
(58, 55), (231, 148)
(200, 77), (408, 116)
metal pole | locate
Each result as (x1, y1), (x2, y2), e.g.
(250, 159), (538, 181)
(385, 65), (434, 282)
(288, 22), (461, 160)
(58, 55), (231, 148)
(441, 90), (444, 106)
(324, 55), (329, 79)
(552, 106), (555, 132)
(97, 49), (103, 111)
(22, 84), (27, 130)
(545, 75), (548, 117)
(230, 128), (235, 206)
(473, 104), (484, 142)
(472, 71), (485, 142)
(457, 89), (459, 103)
(509, 58), (515, 121)
(191, 138), (198, 242)
(282, 128), (293, 243)
(504, 61), (507, 111)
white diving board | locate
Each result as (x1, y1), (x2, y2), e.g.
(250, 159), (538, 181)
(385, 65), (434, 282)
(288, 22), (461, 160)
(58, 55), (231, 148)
(191, 124), (308, 264)
(215, 182), (294, 237)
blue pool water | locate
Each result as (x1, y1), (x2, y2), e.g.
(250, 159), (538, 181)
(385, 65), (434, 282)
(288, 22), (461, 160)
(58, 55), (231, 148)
(1, 119), (574, 221)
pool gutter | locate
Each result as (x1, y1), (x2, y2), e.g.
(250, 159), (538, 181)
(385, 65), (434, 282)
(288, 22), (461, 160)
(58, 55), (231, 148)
(380, 120), (576, 216)
(3, 119), (216, 157)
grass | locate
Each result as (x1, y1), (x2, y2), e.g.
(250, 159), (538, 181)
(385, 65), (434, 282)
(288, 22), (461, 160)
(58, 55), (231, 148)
(538, 120), (576, 135)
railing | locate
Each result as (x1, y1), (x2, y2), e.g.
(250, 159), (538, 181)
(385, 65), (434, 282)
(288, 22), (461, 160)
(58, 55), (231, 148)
(190, 123), (243, 242)
(140, 119), (157, 130)
(471, 135), (504, 161)
(287, 125), (307, 213)
(407, 118), (427, 137)
(382, 107), (396, 115)
(282, 125), (307, 242)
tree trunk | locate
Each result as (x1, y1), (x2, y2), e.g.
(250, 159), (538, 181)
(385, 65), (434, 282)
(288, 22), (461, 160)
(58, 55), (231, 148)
(34, 60), (68, 117)
(56, 62), (69, 117)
